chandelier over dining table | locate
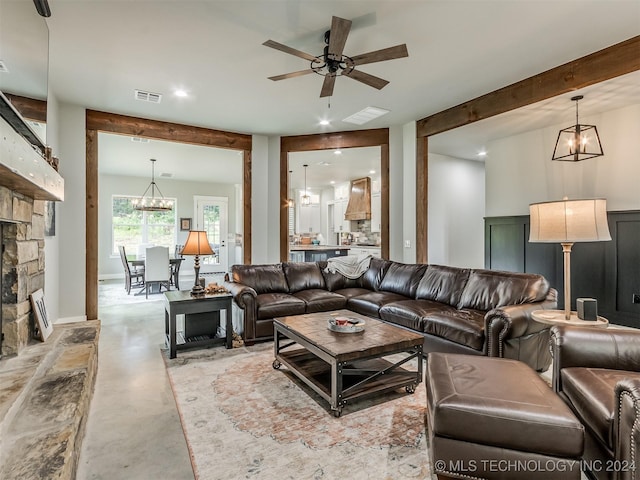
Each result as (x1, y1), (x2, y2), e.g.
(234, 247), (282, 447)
(133, 158), (173, 211)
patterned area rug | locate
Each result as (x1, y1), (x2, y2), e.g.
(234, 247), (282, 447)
(164, 344), (433, 480)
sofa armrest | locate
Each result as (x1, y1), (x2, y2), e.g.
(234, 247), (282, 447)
(484, 290), (556, 357)
(222, 281), (257, 310)
(615, 378), (640, 480)
(222, 280), (258, 341)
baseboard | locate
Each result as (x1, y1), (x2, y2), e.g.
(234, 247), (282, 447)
(54, 315), (87, 324)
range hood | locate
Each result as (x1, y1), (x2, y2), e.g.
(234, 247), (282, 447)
(344, 177), (371, 221)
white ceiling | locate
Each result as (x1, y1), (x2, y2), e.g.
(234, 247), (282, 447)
(2, 1), (639, 166)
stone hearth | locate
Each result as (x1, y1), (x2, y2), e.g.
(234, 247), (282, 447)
(0, 320), (99, 479)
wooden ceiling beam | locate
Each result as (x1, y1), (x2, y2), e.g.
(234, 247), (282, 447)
(417, 36), (640, 138)
(86, 109), (252, 151)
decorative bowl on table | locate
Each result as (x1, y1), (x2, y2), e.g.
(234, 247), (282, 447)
(327, 316), (365, 333)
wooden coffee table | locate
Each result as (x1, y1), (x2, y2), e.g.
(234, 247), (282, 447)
(273, 309), (424, 417)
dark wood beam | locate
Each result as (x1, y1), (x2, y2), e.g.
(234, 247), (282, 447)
(417, 36), (640, 137)
(86, 110), (252, 151)
(280, 129), (390, 263)
(84, 110), (252, 319)
(281, 129), (389, 152)
(243, 150), (252, 264)
(5, 94), (47, 122)
(416, 137), (428, 264)
(86, 128), (98, 321)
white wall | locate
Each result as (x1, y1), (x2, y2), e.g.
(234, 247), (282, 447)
(98, 173), (239, 277)
(428, 154), (485, 268)
(250, 135), (270, 264)
(57, 103), (87, 321)
(44, 92), (60, 322)
(486, 104), (640, 216)
(401, 122), (417, 263)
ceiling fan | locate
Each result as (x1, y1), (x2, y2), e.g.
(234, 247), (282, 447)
(263, 16), (408, 98)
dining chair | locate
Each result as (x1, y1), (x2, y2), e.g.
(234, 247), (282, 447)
(118, 245), (144, 295)
(144, 246), (170, 298)
(170, 244), (184, 289)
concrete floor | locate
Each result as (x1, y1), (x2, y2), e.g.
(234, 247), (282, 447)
(77, 280), (195, 480)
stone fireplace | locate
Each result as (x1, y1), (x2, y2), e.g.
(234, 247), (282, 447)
(0, 186), (46, 356)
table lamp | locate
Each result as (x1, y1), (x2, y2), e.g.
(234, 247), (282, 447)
(529, 197), (611, 320)
(180, 230), (214, 295)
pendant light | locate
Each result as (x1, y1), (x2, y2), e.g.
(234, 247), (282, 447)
(301, 164), (311, 206)
(132, 159), (173, 211)
(552, 95), (604, 162)
(287, 170), (294, 208)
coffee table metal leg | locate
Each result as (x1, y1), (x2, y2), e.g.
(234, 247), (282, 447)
(331, 360), (344, 417)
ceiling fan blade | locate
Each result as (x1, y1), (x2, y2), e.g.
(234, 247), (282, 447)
(268, 69), (315, 81)
(351, 44), (409, 66)
(344, 69), (389, 90)
(263, 40), (318, 62)
(328, 16), (352, 59)
(320, 75), (336, 98)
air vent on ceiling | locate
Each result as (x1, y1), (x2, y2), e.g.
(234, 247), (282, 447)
(0, 60), (9, 73)
(131, 137), (150, 143)
(159, 172), (173, 178)
(134, 89), (162, 103)
(343, 106), (390, 125)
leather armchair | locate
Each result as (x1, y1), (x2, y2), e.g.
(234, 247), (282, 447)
(550, 325), (640, 480)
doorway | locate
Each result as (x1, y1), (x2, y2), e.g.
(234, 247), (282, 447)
(194, 196), (229, 273)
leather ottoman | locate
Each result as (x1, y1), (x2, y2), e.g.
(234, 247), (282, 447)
(426, 353), (584, 479)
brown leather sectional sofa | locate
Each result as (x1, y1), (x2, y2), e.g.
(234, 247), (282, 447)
(223, 258), (557, 371)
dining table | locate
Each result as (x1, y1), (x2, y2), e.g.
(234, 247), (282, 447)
(127, 254), (184, 291)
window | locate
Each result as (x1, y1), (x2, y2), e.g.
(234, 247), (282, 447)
(112, 195), (177, 255)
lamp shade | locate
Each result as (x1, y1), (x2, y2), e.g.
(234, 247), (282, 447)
(180, 231), (214, 256)
(529, 198), (611, 243)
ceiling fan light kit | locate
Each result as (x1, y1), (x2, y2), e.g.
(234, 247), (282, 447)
(263, 15), (408, 98)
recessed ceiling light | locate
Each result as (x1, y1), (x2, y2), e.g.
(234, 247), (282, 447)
(174, 89), (188, 98)
(330, 180), (335, 184)
(334, 149), (342, 155)
(319, 119), (330, 126)
(478, 150), (487, 157)
(318, 161), (332, 166)
(369, 170), (376, 174)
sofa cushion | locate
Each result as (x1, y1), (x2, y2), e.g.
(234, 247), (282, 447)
(415, 265), (470, 307)
(283, 262), (326, 293)
(358, 258), (391, 291)
(333, 287), (372, 301)
(561, 368), (640, 450)
(232, 264), (289, 294)
(380, 299), (445, 331)
(318, 261), (360, 292)
(379, 263), (427, 298)
(347, 291), (409, 318)
(458, 269), (550, 311)
(293, 289), (347, 313)
(256, 293), (305, 319)
(423, 308), (486, 351)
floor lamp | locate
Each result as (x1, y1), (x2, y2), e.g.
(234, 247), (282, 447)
(180, 230), (214, 295)
(529, 198), (611, 320)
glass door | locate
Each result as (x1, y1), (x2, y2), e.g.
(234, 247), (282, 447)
(194, 196), (228, 273)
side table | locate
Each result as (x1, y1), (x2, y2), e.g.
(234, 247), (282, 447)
(164, 290), (233, 359)
(532, 309), (609, 328)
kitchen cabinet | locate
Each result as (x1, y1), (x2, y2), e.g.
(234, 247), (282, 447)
(347, 246), (381, 258)
(298, 204), (321, 233)
(332, 200), (351, 233)
(371, 193), (381, 233)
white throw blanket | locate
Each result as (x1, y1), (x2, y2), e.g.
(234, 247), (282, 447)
(325, 254), (372, 279)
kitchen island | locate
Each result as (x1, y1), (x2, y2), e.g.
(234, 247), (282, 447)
(289, 245), (350, 262)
